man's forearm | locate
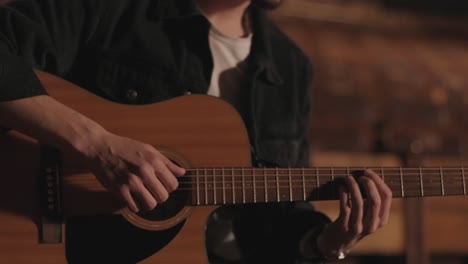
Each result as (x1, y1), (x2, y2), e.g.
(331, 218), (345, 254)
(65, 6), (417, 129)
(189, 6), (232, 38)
(0, 94), (184, 212)
(0, 95), (107, 155)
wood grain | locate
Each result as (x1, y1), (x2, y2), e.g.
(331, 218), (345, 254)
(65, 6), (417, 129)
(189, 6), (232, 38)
(0, 71), (251, 263)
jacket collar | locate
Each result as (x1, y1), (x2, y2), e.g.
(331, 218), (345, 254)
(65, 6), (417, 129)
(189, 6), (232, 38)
(150, 0), (283, 85)
(249, 7), (284, 85)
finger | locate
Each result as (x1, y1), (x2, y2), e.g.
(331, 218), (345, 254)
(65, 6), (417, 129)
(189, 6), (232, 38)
(364, 169), (392, 226)
(346, 175), (364, 237)
(128, 174), (158, 210)
(359, 176), (381, 235)
(337, 185), (351, 231)
(162, 156), (186, 176)
(117, 185), (139, 213)
(143, 166), (175, 203)
(153, 161), (179, 193)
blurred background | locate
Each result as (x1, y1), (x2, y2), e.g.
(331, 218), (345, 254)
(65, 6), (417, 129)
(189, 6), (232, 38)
(1, 0), (467, 263)
(270, 0), (468, 263)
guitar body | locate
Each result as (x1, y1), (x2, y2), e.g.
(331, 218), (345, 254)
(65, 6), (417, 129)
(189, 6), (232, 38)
(0, 72), (251, 263)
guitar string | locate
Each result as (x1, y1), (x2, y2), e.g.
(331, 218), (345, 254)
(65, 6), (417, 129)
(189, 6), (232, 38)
(186, 167), (468, 172)
(176, 175), (466, 181)
(171, 188), (464, 200)
(172, 168), (466, 196)
(179, 182), (460, 187)
(182, 173), (467, 178)
(179, 168), (468, 183)
(175, 181), (464, 188)
(176, 174), (465, 180)
(175, 176), (464, 191)
(175, 184), (464, 189)
(177, 187), (463, 191)
(173, 184), (465, 193)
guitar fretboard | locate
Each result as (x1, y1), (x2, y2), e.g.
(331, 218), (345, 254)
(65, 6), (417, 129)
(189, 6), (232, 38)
(177, 167), (468, 206)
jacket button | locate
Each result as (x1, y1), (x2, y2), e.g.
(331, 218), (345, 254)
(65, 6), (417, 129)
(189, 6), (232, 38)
(126, 89), (138, 101)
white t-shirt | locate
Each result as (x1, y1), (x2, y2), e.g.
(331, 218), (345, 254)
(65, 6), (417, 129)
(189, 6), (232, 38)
(207, 26), (252, 119)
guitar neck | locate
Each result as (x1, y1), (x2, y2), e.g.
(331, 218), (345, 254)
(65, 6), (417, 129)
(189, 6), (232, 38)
(183, 167), (468, 206)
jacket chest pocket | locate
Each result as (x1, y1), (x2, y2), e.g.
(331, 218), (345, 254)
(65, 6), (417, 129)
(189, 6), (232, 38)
(96, 53), (180, 104)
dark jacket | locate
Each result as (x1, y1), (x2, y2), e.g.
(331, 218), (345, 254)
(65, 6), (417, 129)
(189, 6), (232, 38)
(0, 0), (330, 263)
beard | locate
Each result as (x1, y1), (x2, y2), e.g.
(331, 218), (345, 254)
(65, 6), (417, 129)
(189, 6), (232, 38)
(252, 0), (284, 10)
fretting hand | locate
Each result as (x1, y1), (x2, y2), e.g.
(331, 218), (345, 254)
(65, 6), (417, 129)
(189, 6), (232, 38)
(301, 169), (392, 260)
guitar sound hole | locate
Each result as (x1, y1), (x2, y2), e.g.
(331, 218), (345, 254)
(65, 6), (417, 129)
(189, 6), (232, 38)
(135, 176), (191, 221)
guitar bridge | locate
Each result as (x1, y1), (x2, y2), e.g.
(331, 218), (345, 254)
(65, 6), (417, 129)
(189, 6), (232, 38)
(39, 145), (63, 244)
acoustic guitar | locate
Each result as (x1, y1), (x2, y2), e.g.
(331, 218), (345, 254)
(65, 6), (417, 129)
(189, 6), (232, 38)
(0, 71), (466, 263)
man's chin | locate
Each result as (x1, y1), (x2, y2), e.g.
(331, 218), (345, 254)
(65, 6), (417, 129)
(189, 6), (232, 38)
(252, 0), (284, 10)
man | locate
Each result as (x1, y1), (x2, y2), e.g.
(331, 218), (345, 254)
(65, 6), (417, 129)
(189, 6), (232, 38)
(0, 0), (392, 263)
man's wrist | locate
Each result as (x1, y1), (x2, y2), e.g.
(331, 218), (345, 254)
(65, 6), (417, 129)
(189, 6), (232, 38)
(300, 223), (349, 262)
(299, 223), (328, 261)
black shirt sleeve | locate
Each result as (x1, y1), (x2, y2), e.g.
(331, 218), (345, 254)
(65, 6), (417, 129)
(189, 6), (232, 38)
(0, 0), (102, 101)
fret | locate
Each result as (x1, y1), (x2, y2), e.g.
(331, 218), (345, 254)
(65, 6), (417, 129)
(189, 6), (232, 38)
(253, 169), (257, 203)
(232, 168), (235, 204)
(331, 167), (335, 200)
(213, 168), (216, 205)
(346, 167), (350, 199)
(440, 167), (445, 196)
(187, 166), (468, 205)
(400, 167), (404, 197)
(184, 166), (468, 204)
(302, 168), (306, 201)
(288, 169), (292, 202)
(419, 167), (424, 197)
(195, 169), (200, 205)
(242, 168), (246, 203)
(463, 166), (466, 195)
(204, 168), (208, 205)
(276, 168), (280, 202)
(316, 167), (320, 200)
(222, 169), (226, 204)
(264, 169), (268, 203)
